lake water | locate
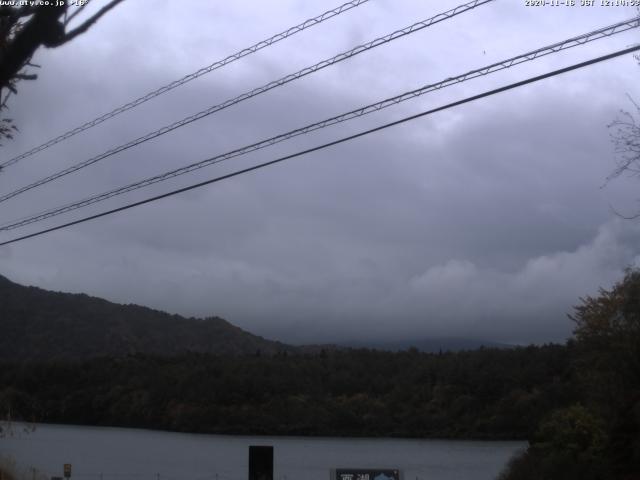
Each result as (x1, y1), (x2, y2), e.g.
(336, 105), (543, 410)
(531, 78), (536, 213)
(1, 424), (524, 480)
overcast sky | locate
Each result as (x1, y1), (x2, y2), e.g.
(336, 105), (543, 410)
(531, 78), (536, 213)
(1, 0), (639, 345)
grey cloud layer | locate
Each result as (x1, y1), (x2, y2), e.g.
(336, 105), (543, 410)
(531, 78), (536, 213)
(0, 0), (638, 344)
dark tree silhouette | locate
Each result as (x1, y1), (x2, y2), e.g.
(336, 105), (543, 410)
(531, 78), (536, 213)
(500, 269), (640, 480)
(0, 1), (125, 145)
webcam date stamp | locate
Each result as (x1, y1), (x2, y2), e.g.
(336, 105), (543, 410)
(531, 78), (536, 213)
(525, 0), (640, 6)
(0, 0), (89, 6)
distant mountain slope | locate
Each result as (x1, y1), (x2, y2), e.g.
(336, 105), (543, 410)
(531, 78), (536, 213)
(0, 275), (292, 360)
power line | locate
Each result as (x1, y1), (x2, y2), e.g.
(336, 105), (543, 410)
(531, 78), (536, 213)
(1, 44), (637, 248)
(0, 0), (372, 169)
(0, 0), (495, 205)
(2, 15), (638, 232)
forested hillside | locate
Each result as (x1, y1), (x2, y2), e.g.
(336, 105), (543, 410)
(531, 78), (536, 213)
(0, 275), (291, 359)
(2, 271), (638, 478)
(0, 345), (576, 439)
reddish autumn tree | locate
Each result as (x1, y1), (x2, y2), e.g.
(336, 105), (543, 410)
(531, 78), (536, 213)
(570, 269), (640, 478)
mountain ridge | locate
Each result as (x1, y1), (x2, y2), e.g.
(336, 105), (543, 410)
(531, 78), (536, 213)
(0, 274), (293, 360)
(0, 274), (512, 360)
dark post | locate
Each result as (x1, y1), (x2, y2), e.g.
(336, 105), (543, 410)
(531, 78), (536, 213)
(248, 445), (273, 480)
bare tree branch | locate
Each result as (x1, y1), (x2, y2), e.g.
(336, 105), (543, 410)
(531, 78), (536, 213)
(606, 52), (640, 218)
(0, 1), (125, 146)
(608, 102), (640, 182)
(13, 73), (37, 81)
(64, 1), (92, 27)
(56, 0), (124, 45)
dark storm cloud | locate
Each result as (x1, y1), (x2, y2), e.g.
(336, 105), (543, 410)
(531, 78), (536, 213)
(1, 0), (639, 345)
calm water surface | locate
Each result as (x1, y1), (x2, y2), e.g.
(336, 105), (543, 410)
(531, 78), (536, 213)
(2, 424), (524, 480)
